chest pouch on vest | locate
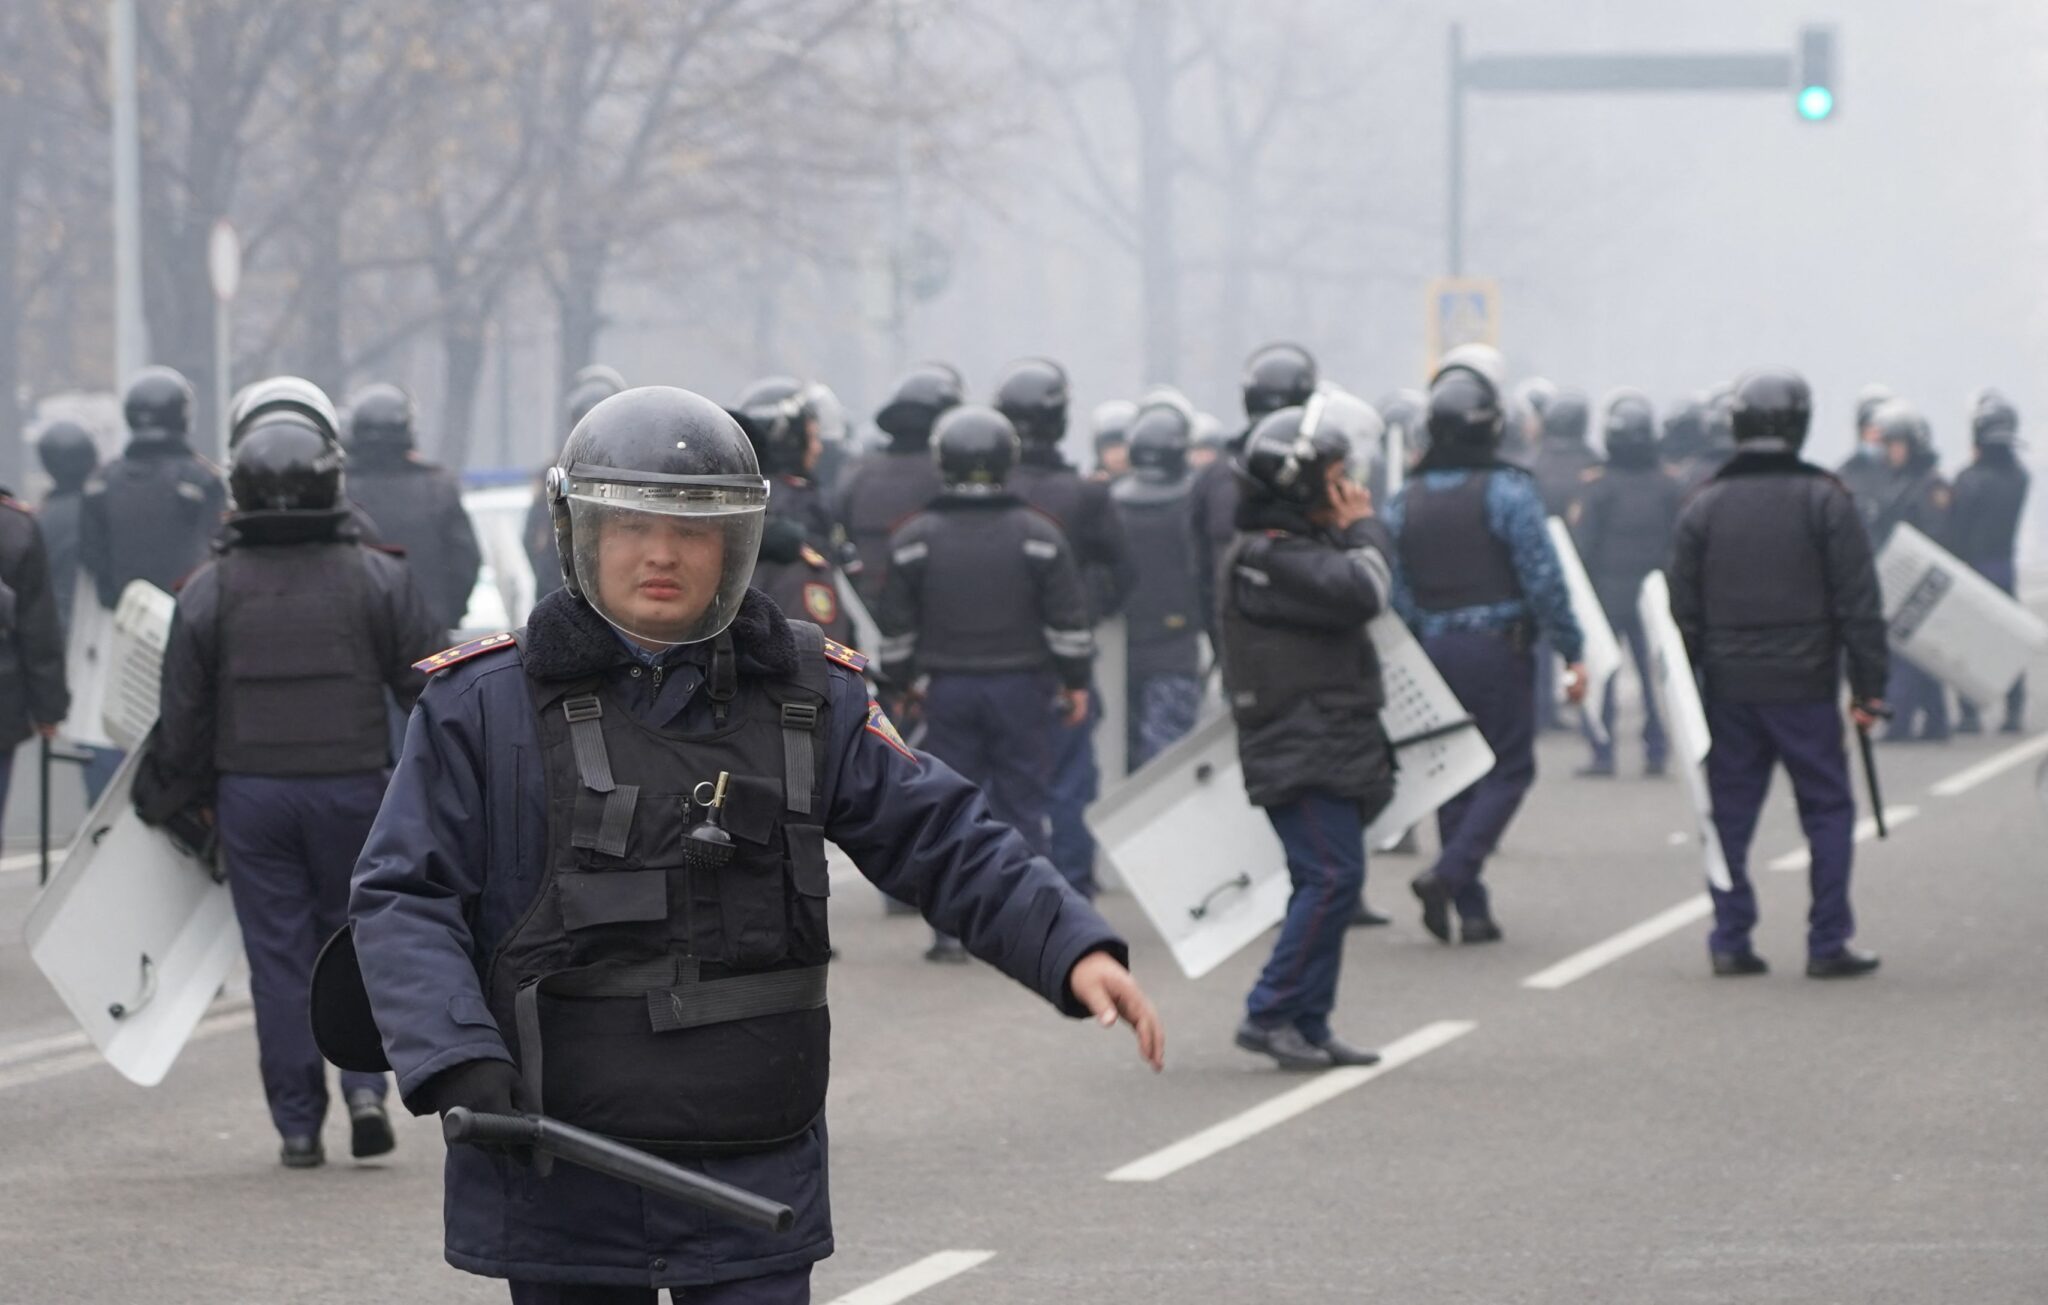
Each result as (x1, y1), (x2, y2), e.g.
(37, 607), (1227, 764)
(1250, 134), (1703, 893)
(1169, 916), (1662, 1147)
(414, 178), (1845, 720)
(496, 627), (837, 1156)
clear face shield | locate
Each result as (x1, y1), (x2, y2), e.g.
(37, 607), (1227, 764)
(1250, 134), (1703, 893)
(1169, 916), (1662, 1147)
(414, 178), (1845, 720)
(557, 470), (768, 647)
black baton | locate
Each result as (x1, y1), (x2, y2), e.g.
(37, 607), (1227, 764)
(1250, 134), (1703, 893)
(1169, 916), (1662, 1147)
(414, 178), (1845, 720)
(1855, 719), (1889, 840)
(442, 1108), (795, 1233)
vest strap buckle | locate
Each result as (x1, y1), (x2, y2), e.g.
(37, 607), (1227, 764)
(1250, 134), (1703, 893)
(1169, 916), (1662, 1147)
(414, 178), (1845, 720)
(779, 703), (820, 731)
(562, 695), (603, 724)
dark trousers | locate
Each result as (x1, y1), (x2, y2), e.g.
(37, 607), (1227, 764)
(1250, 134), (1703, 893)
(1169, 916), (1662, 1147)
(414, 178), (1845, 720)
(1046, 675), (1101, 896)
(1245, 792), (1365, 1045)
(922, 671), (1056, 855)
(1702, 698), (1856, 959)
(1885, 655), (1950, 741)
(1583, 610), (1667, 769)
(217, 770), (391, 1137)
(1127, 670), (1201, 771)
(1424, 629), (1537, 922)
(508, 1267), (812, 1304)
(1959, 557), (2026, 728)
(1532, 633), (1561, 731)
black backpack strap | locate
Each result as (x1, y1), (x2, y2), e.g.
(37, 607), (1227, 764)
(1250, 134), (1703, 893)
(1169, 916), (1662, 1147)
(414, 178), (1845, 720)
(778, 621), (831, 817)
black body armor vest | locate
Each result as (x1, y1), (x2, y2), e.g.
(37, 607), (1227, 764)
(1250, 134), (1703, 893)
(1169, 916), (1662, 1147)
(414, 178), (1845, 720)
(487, 622), (835, 1155)
(1397, 472), (1520, 612)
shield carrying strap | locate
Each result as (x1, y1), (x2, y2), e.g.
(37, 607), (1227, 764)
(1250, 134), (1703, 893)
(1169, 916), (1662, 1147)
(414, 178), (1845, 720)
(562, 694), (637, 858)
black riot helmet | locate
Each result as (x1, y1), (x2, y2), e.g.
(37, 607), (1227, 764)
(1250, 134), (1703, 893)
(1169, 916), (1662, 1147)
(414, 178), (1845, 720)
(229, 375), (341, 450)
(731, 375), (814, 476)
(1872, 399), (1929, 455)
(547, 387), (769, 647)
(1974, 393), (2020, 447)
(992, 358), (1070, 450)
(1602, 390), (1657, 467)
(1729, 368), (1812, 449)
(1854, 384), (1894, 433)
(228, 414), (345, 513)
(1241, 342), (1318, 421)
(1424, 365), (1505, 462)
(565, 366), (627, 433)
(1661, 396), (1706, 462)
(931, 405), (1019, 495)
(1542, 390), (1590, 444)
(875, 362), (964, 448)
(1236, 404), (1352, 508)
(122, 365), (195, 444)
(36, 420), (99, 493)
(345, 382), (415, 453)
(1126, 401), (1194, 482)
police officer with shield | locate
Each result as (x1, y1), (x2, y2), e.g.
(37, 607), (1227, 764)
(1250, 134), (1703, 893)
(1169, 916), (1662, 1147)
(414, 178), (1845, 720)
(349, 388), (1160, 1301)
(1869, 400), (1952, 743)
(80, 367), (228, 608)
(1110, 401), (1203, 769)
(1951, 393), (2030, 734)
(344, 383), (483, 634)
(1668, 369), (1885, 979)
(142, 377), (443, 1167)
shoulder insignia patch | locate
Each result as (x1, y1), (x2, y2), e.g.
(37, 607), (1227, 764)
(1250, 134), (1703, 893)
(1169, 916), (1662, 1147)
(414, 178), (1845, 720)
(414, 631), (515, 674)
(821, 637), (869, 674)
(864, 698), (919, 763)
(799, 543), (828, 568)
(803, 580), (839, 625)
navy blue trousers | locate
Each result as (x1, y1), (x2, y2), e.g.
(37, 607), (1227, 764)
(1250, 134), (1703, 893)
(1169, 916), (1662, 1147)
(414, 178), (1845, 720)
(1885, 654), (1949, 741)
(922, 671), (1055, 857)
(1959, 557), (2026, 727)
(217, 771), (391, 1137)
(1127, 671), (1201, 771)
(1046, 675), (1101, 896)
(1702, 699), (1857, 959)
(1583, 610), (1667, 769)
(1424, 629), (1537, 921)
(1245, 791), (1366, 1044)
(507, 1267), (812, 1304)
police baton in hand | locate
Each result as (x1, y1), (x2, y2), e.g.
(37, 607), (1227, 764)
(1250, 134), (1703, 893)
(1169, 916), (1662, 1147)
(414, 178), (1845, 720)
(442, 1108), (795, 1233)
(1852, 702), (1894, 840)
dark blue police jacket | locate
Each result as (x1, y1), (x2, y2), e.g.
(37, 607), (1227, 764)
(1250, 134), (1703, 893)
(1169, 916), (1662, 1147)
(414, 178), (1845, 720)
(350, 588), (1125, 1289)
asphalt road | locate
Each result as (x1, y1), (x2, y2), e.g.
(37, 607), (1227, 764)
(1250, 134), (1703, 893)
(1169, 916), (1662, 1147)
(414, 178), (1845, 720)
(2, 701), (2045, 1303)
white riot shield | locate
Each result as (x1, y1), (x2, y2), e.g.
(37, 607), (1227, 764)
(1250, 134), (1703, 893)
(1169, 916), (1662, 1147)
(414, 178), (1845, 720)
(1085, 711), (1289, 979)
(103, 581), (176, 750)
(22, 753), (240, 1086)
(1876, 523), (2048, 705)
(1638, 571), (1731, 891)
(1365, 610), (1495, 846)
(1093, 615), (1129, 789)
(1546, 518), (1623, 746)
(60, 586), (114, 750)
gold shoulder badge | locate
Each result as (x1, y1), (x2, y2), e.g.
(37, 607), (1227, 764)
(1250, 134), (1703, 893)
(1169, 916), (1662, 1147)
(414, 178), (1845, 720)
(864, 699), (918, 763)
(413, 631), (514, 674)
(803, 581), (840, 625)
(799, 543), (828, 568)
(821, 637), (868, 674)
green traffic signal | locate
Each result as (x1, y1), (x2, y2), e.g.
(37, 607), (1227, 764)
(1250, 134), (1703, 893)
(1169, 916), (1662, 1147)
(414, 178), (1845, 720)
(1797, 84), (1834, 121)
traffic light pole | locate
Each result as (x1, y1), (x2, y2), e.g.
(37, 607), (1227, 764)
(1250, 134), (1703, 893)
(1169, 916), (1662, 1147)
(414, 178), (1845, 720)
(1445, 23), (1834, 277)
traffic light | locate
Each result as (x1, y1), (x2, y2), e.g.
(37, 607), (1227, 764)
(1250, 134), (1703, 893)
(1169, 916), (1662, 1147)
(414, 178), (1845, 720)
(1797, 26), (1836, 121)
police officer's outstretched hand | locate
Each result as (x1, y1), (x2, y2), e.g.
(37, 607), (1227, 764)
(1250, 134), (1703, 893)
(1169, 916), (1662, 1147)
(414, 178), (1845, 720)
(1067, 951), (1164, 1072)
(416, 1057), (520, 1117)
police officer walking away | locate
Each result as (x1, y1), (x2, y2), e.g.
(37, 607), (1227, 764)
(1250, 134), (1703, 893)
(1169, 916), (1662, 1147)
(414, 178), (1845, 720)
(878, 404), (1097, 960)
(1386, 355), (1585, 944)
(528, 366), (626, 606)
(1111, 401), (1203, 769)
(730, 376), (855, 645)
(1221, 404), (1396, 1070)
(1531, 388), (1600, 734)
(1869, 400), (1952, 742)
(1668, 368), (1886, 979)
(140, 379), (444, 1168)
(34, 420), (98, 641)
(344, 383), (483, 634)
(80, 367), (227, 607)
(1951, 393), (2030, 734)
(994, 358), (1131, 900)
(349, 388), (1160, 1302)
(1570, 391), (1682, 777)
(837, 362), (960, 608)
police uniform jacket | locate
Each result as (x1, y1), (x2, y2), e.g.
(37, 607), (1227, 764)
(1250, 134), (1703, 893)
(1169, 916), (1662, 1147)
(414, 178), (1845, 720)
(753, 475), (854, 643)
(1009, 456), (1134, 622)
(349, 587), (1124, 1289)
(1110, 473), (1201, 680)
(36, 487), (84, 642)
(1533, 435), (1602, 520)
(1668, 447), (1888, 705)
(1867, 450), (1950, 549)
(1946, 450), (2028, 570)
(834, 449), (942, 606)
(345, 449), (484, 632)
(0, 497), (69, 749)
(1570, 456), (1683, 625)
(78, 441), (226, 607)
(1187, 435), (1246, 641)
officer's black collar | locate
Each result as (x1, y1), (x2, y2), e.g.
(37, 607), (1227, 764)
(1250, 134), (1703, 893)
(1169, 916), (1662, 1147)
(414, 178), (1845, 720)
(220, 508), (358, 548)
(1712, 449), (1830, 481)
(932, 489), (1023, 510)
(522, 587), (799, 684)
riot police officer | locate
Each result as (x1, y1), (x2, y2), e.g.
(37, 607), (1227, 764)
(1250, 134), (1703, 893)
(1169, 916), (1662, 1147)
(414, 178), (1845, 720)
(1188, 410), (1228, 471)
(1570, 391), (1682, 777)
(1191, 343), (1318, 644)
(1221, 403), (1395, 1069)
(0, 474), (68, 813)
(1668, 368), (1885, 979)
(1386, 354), (1585, 944)
(877, 404), (1097, 958)
(1869, 400), (1952, 742)
(344, 383), (483, 633)
(34, 420), (98, 639)
(140, 377), (443, 1168)
(79, 366), (227, 608)
(349, 388), (1159, 1301)
(1531, 388), (1601, 733)
(1835, 384), (1895, 525)
(1091, 398), (1138, 481)
(1110, 402), (1202, 769)
(1951, 393), (2030, 734)
(730, 376), (856, 645)
(1658, 394), (1707, 482)
(527, 366), (626, 604)
(837, 362), (959, 607)
(993, 358), (1133, 900)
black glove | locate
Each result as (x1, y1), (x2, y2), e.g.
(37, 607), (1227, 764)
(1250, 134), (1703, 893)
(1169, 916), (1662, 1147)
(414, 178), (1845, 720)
(758, 517), (807, 565)
(414, 1057), (519, 1117)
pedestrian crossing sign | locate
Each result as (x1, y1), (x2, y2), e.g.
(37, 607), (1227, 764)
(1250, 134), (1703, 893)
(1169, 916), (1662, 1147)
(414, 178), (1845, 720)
(1426, 277), (1500, 376)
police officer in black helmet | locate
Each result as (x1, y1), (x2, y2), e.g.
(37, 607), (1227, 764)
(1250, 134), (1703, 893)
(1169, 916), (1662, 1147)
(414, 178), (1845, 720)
(877, 404), (1099, 961)
(1191, 343), (1317, 646)
(1952, 393), (2030, 734)
(729, 376), (855, 645)
(1669, 368), (1885, 979)
(1222, 399), (1396, 1070)
(837, 362), (959, 607)
(34, 420), (98, 641)
(350, 388), (1160, 1300)
(139, 377), (443, 1169)
(527, 366), (627, 604)
(993, 357), (1133, 900)
(1111, 402), (1203, 769)
(80, 365), (228, 608)
(344, 383), (483, 634)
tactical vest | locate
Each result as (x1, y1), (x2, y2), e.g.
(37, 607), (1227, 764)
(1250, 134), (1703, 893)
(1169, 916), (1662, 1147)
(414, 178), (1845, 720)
(1113, 486), (1198, 647)
(95, 452), (219, 600)
(486, 623), (835, 1155)
(213, 544), (390, 774)
(1397, 472), (1520, 612)
(841, 452), (941, 602)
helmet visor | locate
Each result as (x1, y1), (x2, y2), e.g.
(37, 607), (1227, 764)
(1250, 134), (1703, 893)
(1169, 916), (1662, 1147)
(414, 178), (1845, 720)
(565, 474), (767, 646)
